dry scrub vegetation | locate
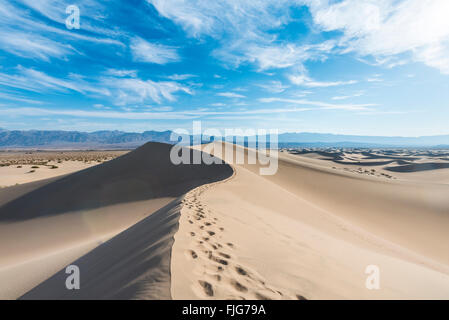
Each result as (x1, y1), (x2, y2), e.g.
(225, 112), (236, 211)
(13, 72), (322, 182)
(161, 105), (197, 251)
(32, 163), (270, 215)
(0, 150), (129, 167)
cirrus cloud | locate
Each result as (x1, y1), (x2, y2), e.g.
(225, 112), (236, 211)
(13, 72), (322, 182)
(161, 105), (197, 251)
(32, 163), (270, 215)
(306, 0), (449, 74)
(130, 37), (180, 64)
(216, 92), (246, 98)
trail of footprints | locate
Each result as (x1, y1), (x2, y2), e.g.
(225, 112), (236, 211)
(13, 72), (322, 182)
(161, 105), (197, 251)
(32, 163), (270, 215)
(181, 183), (306, 300)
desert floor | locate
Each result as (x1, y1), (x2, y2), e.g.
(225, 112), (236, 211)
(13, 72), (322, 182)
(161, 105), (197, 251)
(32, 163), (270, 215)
(0, 151), (129, 188)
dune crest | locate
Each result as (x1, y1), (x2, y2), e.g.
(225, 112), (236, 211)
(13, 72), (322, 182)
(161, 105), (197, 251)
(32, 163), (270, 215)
(1, 142), (232, 299)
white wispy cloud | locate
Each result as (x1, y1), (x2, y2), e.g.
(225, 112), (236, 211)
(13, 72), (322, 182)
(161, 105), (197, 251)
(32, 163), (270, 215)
(356, 110), (410, 116)
(0, 107), (194, 120)
(147, 0), (325, 71)
(0, 66), (109, 95)
(0, 0), (123, 63)
(165, 74), (197, 80)
(130, 37), (180, 64)
(366, 74), (384, 82)
(104, 77), (192, 105)
(217, 92), (246, 98)
(152, 106), (174, 112)
(104, 69), (138, 78)
(147, 0), (291, 38)
(234, 41), (335, 71)
(288, 74), (357, 87)
(259, 97), (375, 111)
(93, 104), (111, 110)
(0, 92), (43, 104)
(0, 66), (192, 106)
(17, 0), (125, 38)
(0, 30), (74, 61)
(147, 0), (449, 74)
(256, 81), (289, 93)
(332, 92), (364, 100)
(307, 0), (449, 74)
(367, 78), (383, 83)
(0, 106), (315, 120)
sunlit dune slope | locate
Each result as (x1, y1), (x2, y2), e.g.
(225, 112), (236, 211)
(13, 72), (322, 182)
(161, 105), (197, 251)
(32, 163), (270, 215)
(171, 142), (449, 299)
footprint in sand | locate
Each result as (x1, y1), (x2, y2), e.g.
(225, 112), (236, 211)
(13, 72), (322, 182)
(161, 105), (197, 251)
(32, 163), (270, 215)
(186, 250), (198, 259)
(255, 293), (270, 300)
(231, 280), (248, 293)
(208, 252), (228, 265)
(235, 266), (248, 276)
(182, 179), (303, 300)
(198, 280), (214, 296)
(218, 252), (231, 259)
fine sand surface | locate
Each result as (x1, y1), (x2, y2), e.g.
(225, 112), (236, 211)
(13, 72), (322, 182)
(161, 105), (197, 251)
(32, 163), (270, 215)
(2, 141), (449, 299)
(287, 148), (449, 184)
(0, 143), (231, 299)
(0, 161), (98, 187)
(0, 151), (128, 188)
(171, 142), (449, 299)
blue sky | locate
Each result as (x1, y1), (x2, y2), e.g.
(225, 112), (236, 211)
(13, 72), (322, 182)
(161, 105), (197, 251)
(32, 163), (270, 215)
(0, 0), (449, 136)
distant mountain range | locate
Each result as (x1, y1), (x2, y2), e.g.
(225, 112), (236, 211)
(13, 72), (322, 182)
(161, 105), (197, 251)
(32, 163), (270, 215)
(276, 133), (449, 148)
(0, 128), (448, 149)
(0, 129), (173, 149)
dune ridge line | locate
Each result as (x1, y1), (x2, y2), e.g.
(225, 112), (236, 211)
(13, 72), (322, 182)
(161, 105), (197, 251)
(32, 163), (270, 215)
(0, 142), (232, 299)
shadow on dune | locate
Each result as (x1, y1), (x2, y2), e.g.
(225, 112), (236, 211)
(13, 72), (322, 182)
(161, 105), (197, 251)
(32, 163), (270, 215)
(0, 142), (233, 222)
(385, 162), (449, 173)
(20, 198), (183, 300)
(11, 142), (232, 300)
(360, 152), (421, 161)
(332, 160), (397, 166)
(289, 150), (344, 160)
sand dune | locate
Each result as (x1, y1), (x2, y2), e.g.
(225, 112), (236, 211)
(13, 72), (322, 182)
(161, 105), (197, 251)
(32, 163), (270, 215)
(2, 141), (449, 299)
(385, 162), (449, 172)
(0, 142), (231, 299)
(0, 143), (230, 222)
(20, 199), (182, 299)
(171, 142), (449, 299)
(292, 148), (449, 183)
